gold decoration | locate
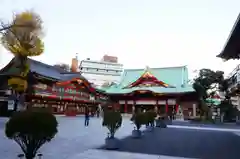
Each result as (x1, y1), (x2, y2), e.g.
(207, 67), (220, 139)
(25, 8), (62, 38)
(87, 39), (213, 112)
(1, 11), (44, 95)
(20, 62), (30, 77)
(163, 83), (169, 87)
(138, 90), (147, 93)
(8, 77), (27, 92)
(77, 79), (82, 84)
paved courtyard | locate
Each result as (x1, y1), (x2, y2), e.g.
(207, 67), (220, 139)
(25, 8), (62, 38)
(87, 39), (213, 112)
(0, 116), (137, 159)
(1, 116), (240, 159)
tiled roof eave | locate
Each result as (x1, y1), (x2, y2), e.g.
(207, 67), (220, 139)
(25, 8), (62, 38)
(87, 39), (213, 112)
(106, 91), (195, 95)
(106, 88), (195, 94)
(32, 72), (59, 81)
(217, 13), (240, 60)
(0, 58), (15, 73)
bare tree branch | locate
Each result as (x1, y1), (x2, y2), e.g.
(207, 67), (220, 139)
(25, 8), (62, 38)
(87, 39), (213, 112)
(0, 23), (37, 33)
(0, 25), (11, 32)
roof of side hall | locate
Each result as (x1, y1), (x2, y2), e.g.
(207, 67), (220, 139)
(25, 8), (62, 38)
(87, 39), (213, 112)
(0, 57), (85, 81)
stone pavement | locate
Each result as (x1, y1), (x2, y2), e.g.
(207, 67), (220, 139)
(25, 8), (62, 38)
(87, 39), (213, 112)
(168, 125), (240, 132)
(70, 149), (195, 159)
(171, 120), (240, 129)
(98, 127), (240, 159)
(0, 116), (136, 159)
(1, 117), (240, 159)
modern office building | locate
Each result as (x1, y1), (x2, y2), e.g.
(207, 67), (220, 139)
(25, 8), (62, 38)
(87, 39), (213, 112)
(79, 55), (123, 88)
(225, 64), (240, 109)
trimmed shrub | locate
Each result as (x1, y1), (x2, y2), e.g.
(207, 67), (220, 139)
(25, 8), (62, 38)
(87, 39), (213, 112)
(145, 111), (157, 126)
(131, 112), (146, 130)
(5, 110), (58, 159)
(102, 110), (122, 138)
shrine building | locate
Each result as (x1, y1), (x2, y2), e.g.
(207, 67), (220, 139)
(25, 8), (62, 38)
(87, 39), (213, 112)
(104, 66), (198, 119)
(0, 57), (108, 117)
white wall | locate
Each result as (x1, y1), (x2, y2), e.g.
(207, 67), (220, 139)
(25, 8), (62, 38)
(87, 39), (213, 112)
(81, 67), (122, 76)
(81, 73), (121, 87)
(80, 60), (123, 87)
(81, 60), (123, 71)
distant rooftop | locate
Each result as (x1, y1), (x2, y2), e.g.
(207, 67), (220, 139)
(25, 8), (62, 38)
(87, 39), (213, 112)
(80, 58), (123, 66)
(124, 65), (187, 71)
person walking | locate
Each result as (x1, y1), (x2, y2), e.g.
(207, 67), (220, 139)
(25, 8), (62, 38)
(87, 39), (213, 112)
(144, 109), (149, 128)
(84, 107), (90, 126)
(96, 108), (100, 118)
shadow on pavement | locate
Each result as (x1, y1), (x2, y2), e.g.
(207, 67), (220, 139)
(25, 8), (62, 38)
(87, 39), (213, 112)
(98, 127), (240, 159)
(171, 120), (240, 129)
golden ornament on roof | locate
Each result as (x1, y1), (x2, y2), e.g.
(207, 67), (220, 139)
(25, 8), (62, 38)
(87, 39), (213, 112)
(77, 79), (82, 84)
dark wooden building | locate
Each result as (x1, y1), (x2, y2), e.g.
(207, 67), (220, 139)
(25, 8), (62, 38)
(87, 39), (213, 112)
(0, 58), (108, 116)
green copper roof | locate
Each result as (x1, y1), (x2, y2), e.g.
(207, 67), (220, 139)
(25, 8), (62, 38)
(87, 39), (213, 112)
(104, 66), (195, 94)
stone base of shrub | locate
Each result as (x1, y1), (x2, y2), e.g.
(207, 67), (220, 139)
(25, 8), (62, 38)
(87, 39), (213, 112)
(156, 120), (167, 128)
(105, 137), (119, 150)
(145, 126), (154, 132)
(132, 130), (142, 138)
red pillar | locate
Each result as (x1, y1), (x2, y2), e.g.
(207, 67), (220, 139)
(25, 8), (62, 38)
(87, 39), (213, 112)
(116, 103), (120, 110)
(165, 100), (168, 113)
(124, 101), (127, 113)
(112, 103), (115, 110)
(133, 100), (136, 114)
(175, 103), (179, 113)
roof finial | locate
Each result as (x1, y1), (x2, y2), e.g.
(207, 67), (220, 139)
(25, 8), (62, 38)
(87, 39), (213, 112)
(75, 53), (78, 60)
(145, 66), (150, 71)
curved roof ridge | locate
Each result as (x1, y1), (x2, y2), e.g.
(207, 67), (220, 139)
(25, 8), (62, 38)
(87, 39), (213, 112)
(124, 65), (187, 71)
(0, 57), (69, 74)
(29, 58), (69, 73)
(0, 58), (15, 73)
(217, 13), (240, 59)
(118, 70), (129, 86)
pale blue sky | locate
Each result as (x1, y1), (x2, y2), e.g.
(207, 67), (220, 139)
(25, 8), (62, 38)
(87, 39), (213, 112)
(0, 0), (240, 78)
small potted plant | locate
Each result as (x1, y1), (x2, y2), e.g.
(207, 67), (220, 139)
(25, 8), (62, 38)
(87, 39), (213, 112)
(145, 111), (157, 131)
(155, 114), (161, 127)
(166, 114), (173, 125)
(156, 114), (167, 128)
(5, 109), (58, 159)
(131, 112), (145, 138)
(102, 109), (122, 150)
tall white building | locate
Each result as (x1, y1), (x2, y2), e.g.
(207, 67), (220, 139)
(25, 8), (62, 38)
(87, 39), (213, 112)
(79, 55), (123, 88)
(227, 64), (240, 95)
